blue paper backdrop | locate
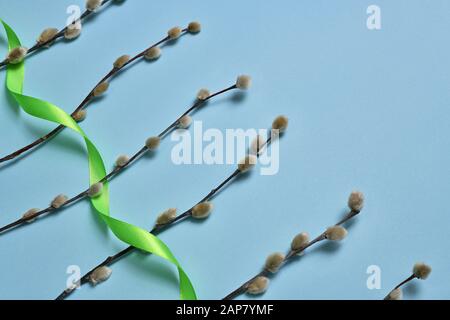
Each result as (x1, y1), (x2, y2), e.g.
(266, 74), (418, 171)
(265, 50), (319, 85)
(0, 0), (449, 299)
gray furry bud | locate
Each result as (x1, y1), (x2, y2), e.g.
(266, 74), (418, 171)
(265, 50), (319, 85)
(93, 82), (109, 97)
(144, 47), (161, 60)
(86, 0), (103, 11)
(272, 115), (289, 132)
(89, 266), (112, 285)
(51, 194), (68, 209)
(64, 23), (82, 40)
(178, 115), (192, 129)
(236, 75), (251, 90)
(72, 110), (87, 122)
(114, 55), (130, 69)
(37, 28), (59, 47)
(88, 182), (103, 198)
(197, 88), (210, 101)
(115, 155), (130, 167)
(247, 276), (269, 295)
(145, 136), (161, 150)
(324, 226), (348, 241)
(238, 155), (257, 172)
(291, 232), (310, 251)
(168, 26), (182, 39)
(348, 191), (364, 212)
(192, 202), (213, 219)
(22, 208), (40, 223)
(385, 288), (402, 300)
(156, 208), (177, 225)
(187, 21), (201, 33)
(413, 263), (432, 280)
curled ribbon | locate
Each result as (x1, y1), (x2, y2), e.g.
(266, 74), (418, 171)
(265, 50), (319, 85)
(1, 20), (196, 300)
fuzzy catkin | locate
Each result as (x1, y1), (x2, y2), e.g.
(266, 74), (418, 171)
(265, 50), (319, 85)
(178, 115), (192, 129)
(113, 55), (130, 69)
(413, 263), (432, 280)
(168, 26), (182, 39)
(348, 191), (364, 212)
(236, 75), (251, 90)
(72, 110), (87, 122)
(88, 182), (103, 198)
(197, 88), (210, 101)
(238, 155), (257, 172)
(89, 266), (112, 285)
(291, 232), (309, 251)
(145, 136), (161, 150)
(22, 208), (39, 223)
(144, 47), (161, 60)
(272, 116), (289, 132)
(191, 202), (213, 219)
(93, 82), (109, 97)
(187, 21), (201, 33)
(324, 226), (348, 241)
(156, 208), (177, 225)
(51, 194), (68, 209)
(86, 0), (102, 11)
(265, 253), (285, 273)
(115, 155), (130, 167)
(247, 276), (269, 295)
(386, 288), (402, 300)
(64, 23), (82, 40)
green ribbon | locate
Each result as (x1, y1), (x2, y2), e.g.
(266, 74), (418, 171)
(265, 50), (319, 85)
(1, 20), (196, 300)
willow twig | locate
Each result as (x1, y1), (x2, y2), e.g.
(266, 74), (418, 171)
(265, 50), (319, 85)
(0, 23), (199, 164)
(0, 80), (245, 236)
(222, 192), (365, 300)
(384, 262), (432, 300)
(0, 0), (114, 69)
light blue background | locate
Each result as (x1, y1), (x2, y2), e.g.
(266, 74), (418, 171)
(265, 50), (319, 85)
(0, 0), (449, 300)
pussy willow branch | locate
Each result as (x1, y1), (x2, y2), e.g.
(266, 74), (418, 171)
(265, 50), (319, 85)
(55, 170), (239, 300)
(0, 0), (113, 69)
(0, 84), (237, 236)
(222, 209), (360, 300)
(0, 28), (189, 164)
(383, 275), (415, 300)
(56, 137), (273, 300)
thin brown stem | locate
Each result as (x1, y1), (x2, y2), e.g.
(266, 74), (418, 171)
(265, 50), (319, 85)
(55, 169), (244, 300)
(223, 210), (360, 300)
(0, 30), (185, 164)
(56, 136), (276, 300)
(0, 0), (113, 68)
(0, 84), (239, 236)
